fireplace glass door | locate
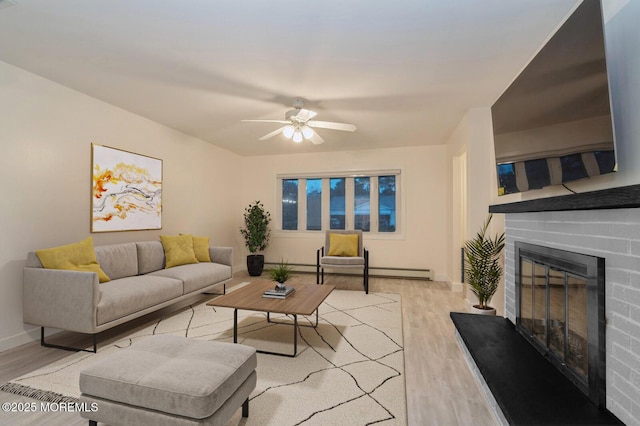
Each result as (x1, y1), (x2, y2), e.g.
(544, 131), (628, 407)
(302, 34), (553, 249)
(567, 274), (588, 377)
(515, 242), (605, 407)
(519, 258), (588, 383)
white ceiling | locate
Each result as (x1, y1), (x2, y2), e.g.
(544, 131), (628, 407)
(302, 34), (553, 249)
(0, 0), (579, 156)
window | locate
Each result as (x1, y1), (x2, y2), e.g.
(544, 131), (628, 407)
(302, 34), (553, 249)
(594, 150), (615, 174)
(282, 179), (298, 230)
(330, 178), (345, 229)
(354, 177), (370, 231)
(496, 149), (616, 195)
(524, 159), (551, 189)
(306, 179), (322, 231)
(560, 154), (587, 182)
(497, 163), (518, 195)
(378, 175), (396, 232)
(277, 170), (400, 234)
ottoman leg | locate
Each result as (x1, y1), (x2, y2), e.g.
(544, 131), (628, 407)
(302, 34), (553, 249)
(242, 398), (249, 418)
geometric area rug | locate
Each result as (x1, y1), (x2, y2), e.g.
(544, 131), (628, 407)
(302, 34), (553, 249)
(1, 288), (407, 425)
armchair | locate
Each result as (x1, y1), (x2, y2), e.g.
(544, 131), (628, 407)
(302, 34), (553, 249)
(316, 230), (369, 294)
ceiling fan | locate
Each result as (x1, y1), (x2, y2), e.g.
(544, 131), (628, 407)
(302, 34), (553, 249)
(242, 98), (357, 144)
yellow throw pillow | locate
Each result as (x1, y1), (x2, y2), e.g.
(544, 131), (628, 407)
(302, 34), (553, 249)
(192, 235), (211, 262)
(328, 234), (359, 257)
(160, 234), (199, 268)
(36, 237), (110, 283)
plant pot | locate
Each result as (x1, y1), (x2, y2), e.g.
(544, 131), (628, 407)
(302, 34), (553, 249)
(470, 305), (497, 316)
(246, 254), (264, 276)
(275, 282), (286, 290)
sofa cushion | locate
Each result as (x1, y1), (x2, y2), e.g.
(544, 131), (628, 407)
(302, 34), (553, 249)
(192, 235), (211, 262)
(97, 276), (183, 325)
(35, 237), (110, 283)
(160, 234), (199, 268)
(79, 335), (257, 419)
(136, 241), (166, 274)
(95, 243), (138, 280)
(149, 263), (231, 294)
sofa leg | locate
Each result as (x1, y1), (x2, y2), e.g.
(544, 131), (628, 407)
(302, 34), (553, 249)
(364, 269), (369, 294)
(41, 327), (97, 353)
(364, 249), (369, 294)
(242, 398), (249, 417)
(316, 249), (320, 284)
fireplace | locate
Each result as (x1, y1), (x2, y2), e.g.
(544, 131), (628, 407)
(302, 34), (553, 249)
(515, 242), (606, 407)
(488, 186), (640, 424)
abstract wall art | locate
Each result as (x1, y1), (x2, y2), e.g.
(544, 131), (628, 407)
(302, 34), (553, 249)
(91, 144), (162, 232)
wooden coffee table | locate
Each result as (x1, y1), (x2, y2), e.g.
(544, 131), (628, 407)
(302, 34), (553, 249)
(206, 279), (335, 357)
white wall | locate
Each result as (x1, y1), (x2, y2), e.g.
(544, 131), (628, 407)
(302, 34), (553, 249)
(445, 112), (470, 291)
(0, 61), (243, 351)
(239, 146), (450, 279)
(445, 108), (505, 314)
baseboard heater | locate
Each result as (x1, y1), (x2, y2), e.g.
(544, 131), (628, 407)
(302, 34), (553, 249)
(264, 262), (433, 280)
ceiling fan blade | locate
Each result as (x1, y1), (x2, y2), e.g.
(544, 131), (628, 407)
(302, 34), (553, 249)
(242, 119), (290, 124)
(258, 126), (287, 141)
(293, 108), (317, 122)
(308, 131), (325, 145)
(308, 120), (357, 132)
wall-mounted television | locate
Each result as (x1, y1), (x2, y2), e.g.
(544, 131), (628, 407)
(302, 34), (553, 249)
(491, 0), (617, 196)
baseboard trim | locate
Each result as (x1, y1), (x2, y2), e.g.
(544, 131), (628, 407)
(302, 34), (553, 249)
(450, 281), (464, 292)
(0, 327), (56, 352)
(264, 262), (433, 280)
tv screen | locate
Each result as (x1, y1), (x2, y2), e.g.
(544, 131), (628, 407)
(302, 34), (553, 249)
(491, 0), (616, 196)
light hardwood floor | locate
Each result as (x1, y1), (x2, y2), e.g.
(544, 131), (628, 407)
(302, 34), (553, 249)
(0, 273), (498, 425)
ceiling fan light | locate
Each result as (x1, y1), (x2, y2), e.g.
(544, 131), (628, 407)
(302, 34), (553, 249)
(282, 125), (295, 139)
(292, 130), (303, 143)
(301, 125), (314, 139)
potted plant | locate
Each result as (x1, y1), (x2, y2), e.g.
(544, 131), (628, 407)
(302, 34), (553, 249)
(464, 214), (505, 315)
(240, 201), (271, 276)
(269, 259), (294, 289)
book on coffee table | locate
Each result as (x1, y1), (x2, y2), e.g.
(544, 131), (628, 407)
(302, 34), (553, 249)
(263, 285), (295, 299)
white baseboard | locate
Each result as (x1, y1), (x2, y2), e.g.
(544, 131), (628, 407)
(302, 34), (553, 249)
(264, 261), (433, 280)
(450, 281), (464, 292)
(0, 327), (40, 353)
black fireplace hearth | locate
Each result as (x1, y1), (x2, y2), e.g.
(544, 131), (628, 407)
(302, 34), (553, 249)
(451, 312), (622, 425)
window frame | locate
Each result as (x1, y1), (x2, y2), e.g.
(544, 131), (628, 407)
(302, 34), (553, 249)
(276, 169), (402, 238)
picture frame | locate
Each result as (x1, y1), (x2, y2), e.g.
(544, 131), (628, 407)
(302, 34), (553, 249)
(91, 143), (163, 232)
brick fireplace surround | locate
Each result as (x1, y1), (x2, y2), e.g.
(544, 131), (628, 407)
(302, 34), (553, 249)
(490, 184), (640, 426)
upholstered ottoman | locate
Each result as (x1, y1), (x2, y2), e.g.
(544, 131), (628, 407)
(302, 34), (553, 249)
(78, 335), (257, 426)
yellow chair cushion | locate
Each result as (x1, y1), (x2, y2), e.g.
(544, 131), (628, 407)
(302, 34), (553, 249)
(35, 237), (110, 283)
(328, 233), (359, 257)
(192, 235), (211, 262)
(160, 234), (199, 268)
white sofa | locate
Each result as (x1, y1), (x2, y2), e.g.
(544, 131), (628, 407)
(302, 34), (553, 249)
(23, 241), (232, 352)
